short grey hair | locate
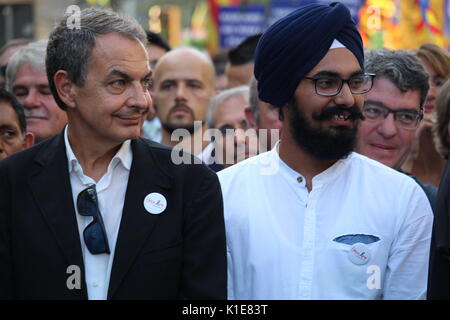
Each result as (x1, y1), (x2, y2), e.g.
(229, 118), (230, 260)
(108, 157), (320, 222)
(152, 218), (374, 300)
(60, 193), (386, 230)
(206, 85), (249, 128)
(248, 77), (260, 123)
(5, 40), (48, 91)
(46, 7), (147, 110)
(364, 49), (429, 108)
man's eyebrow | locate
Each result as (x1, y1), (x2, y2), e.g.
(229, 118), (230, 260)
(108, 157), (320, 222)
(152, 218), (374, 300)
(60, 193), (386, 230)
(160, 78), (202, 84)
(365, 99), (419, 112)
(311, 70), (364, 78)
(106, 70), (132, 81)
(364, 100), (387, 108)
(0, 124), (18, 131)
(11, 85), (28, 91)
(107, 70), (153, 82)
(160, 79), (176, 84)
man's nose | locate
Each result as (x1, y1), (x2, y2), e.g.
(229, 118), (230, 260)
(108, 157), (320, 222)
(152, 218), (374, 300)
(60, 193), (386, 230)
(175, 83), (188, 101)
(21, 89), (40, 109)
(234, 128), (247, 145)
(334, 82), (356, 107)
(127, 83), (153, 111)
(376, 113), (398, 138)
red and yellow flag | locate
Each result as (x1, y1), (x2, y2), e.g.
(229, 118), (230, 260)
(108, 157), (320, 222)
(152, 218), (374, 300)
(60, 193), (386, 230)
(358, 0), (448, 49)
(207, 0), (241, 55)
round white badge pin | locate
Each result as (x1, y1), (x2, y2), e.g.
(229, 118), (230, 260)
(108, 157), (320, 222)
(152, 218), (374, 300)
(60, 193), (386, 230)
(144, 192), (167, 215)
(348, 243), (370, 265)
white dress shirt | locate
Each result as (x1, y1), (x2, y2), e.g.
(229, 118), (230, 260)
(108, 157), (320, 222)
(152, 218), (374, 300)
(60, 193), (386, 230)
(218, 144), (433, 300)
(65, 126), (132, 300)
(197, 142), (215, 164)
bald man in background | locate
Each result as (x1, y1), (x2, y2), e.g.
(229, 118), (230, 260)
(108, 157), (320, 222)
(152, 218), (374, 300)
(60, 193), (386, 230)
(152, 47), (215, 155)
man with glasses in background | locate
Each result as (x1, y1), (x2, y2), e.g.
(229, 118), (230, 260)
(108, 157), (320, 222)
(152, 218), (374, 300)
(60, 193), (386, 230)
(356, 49), (437, 211)
(220, 3), (433, 299)
(204, 85), (258, 171)
(0, 8), (226, 300)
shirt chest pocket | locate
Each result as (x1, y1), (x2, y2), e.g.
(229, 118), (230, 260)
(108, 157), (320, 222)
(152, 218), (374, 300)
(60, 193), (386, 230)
(325, 237), (388, 281)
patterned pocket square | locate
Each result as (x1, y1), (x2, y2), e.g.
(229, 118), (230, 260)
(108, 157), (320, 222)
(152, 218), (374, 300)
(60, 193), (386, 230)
(333, 234), (380, 245)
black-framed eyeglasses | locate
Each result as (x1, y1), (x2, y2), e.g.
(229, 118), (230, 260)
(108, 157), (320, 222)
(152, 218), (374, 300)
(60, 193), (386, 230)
(217, 120), (251, 136)
(303, 73), (376, 97)
(77, 185), (110, 255)
(362, 103), (423, 130)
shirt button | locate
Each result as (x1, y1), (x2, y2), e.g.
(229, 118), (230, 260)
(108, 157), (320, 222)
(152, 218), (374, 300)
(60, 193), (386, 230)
(297, 176), (303, 183)
(92, 281), (99, 287)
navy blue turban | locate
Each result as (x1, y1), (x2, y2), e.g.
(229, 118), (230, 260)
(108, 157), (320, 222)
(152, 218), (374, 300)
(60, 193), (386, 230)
(254, 2), (364, 107)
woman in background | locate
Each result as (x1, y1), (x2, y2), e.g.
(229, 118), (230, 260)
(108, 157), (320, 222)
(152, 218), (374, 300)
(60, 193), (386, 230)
(402, 43), (450, 186)
(433, 79), (450, 160)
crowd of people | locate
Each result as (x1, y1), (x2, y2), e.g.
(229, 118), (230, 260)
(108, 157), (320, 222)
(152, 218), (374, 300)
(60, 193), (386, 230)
(1, 2), (450, 300)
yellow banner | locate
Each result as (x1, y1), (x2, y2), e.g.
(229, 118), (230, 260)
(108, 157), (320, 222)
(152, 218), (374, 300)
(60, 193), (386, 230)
(358, 0), (448, 49)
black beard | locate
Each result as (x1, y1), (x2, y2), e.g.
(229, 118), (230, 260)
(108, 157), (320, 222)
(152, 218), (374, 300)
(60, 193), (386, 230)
(162, 103), (200, 135)
(288, 98), (359, 161)
(161, 122), (197, 135)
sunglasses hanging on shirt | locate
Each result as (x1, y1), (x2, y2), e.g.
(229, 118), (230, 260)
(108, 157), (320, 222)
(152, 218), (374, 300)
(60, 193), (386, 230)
(77, 184), (111, 255)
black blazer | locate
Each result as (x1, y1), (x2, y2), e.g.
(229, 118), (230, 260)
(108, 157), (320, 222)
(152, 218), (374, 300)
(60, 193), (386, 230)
(428, 159), (450, 299)
(0, 133), (226, 300)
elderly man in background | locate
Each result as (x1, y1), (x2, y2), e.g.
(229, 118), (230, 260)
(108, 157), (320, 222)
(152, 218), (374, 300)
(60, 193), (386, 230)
(246, 77), (283, 153)
(204, 85), (257, 171)
(6, 40), (67, 143)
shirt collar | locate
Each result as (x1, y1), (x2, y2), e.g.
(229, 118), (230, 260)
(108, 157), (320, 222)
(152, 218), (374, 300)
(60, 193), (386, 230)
(64, 125), (132, 174)
(271, 140), (351, 187)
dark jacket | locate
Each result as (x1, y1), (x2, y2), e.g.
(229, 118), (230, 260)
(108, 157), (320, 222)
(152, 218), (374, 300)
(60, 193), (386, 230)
(0, 133), (227, 300)
(427, 159), (450, 299)
(399, 170), (437, 213)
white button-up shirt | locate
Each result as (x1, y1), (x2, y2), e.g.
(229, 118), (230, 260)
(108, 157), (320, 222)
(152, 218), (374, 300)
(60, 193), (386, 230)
(218, 145), (433, 300)
(65, 126), (132, 300)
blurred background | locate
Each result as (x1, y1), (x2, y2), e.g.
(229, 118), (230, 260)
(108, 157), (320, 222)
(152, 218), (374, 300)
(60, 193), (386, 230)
(0, 0), (449, 55)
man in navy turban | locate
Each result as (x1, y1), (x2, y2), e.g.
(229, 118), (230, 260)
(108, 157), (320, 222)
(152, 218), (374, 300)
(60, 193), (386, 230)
(255, 2), (364, 108)
(218, 2), (433, 299)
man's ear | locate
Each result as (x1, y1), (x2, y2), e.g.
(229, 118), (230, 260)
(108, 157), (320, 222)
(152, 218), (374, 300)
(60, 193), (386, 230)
(245, 106), (257, 129)
(22, 132), (34, 149)
(54, 70), (77, 109)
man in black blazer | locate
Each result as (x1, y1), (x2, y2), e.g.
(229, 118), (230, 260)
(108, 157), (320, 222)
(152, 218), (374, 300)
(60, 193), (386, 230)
(0, 7), (226, 300)
(428, 159), (450, 299)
